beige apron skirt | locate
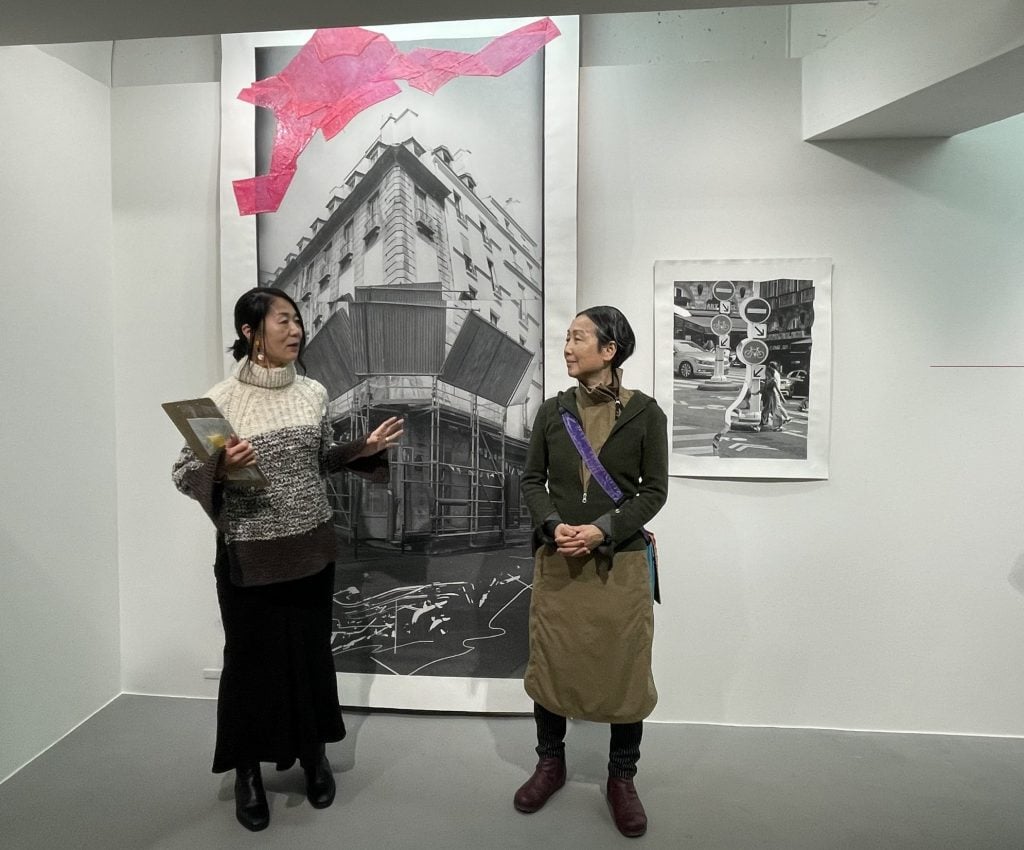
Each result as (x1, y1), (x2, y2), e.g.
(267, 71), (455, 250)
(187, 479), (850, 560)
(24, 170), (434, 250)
(524, 546), (657, 724)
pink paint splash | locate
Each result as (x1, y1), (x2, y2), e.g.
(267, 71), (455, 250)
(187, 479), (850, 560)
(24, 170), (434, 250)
(234, 18), (561, 215)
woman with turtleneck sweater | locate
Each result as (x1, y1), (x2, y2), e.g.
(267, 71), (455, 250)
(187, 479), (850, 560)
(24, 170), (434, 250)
(514, 306), (668, 839)
(172, 287), (402, 832)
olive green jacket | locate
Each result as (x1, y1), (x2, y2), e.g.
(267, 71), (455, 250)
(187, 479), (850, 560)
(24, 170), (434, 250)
(522, 387), (668, 553)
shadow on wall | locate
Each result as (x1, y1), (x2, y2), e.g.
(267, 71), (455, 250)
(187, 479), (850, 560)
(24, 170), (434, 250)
(811, 118), (1024, 222)
(1007, 553), (1024, 600)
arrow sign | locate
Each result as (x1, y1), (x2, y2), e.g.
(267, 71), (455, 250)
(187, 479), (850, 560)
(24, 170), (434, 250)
(753, 365), (766, 379)
(751, 323), (767, 338)
(719, 301), (731, 314)
(718, 334), (731, 346)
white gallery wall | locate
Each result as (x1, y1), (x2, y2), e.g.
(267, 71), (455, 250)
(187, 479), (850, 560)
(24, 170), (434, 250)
(577, 57), (1024, 733)
(111, 81), (224, 699)
(4, 5), (1024, 782)
(114, 12), (1024, 734)
(0, 47), (121, 781)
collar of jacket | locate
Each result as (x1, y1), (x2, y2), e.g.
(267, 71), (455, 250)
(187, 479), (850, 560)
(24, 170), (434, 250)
(556, 387), (652, 442)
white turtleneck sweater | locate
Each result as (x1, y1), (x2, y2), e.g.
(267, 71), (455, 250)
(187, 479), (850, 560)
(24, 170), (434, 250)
(172, 359), (386, 586)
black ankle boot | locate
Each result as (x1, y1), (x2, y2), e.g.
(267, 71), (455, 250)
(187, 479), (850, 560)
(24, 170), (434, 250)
(301, 745), (336, 809)
(234, 763), (269, 831)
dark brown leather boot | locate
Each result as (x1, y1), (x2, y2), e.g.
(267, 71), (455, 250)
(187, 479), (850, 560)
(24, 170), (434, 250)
(606, 776), (647, 837)
(513, 757), (566, 813)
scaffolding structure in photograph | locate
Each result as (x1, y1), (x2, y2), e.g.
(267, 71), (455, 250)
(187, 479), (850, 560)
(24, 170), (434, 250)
(326, 376), (530, 553)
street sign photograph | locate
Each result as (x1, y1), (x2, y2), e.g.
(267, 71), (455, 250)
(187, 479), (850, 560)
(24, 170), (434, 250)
(653, 257), (833, 480)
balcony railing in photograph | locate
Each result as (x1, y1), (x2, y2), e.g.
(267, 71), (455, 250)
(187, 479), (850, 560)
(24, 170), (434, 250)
(364, 213), (381, 240)
(415, 206), (438, 237)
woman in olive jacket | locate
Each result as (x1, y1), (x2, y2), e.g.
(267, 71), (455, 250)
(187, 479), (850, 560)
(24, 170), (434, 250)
(514, 306), (668, 838)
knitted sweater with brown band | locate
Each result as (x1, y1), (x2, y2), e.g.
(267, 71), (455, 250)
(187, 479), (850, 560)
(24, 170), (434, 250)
(172, 359), (387, 586)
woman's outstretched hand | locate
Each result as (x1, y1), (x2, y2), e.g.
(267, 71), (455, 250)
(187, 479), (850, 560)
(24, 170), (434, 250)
(360, 416), (405, 457)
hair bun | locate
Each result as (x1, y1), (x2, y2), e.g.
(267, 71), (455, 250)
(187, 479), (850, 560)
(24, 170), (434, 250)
(229, 337), (249, 361)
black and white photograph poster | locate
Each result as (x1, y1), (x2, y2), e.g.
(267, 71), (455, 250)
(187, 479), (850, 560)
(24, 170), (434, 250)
(219, 19), (579, 712)
(653, 258), (833, 480)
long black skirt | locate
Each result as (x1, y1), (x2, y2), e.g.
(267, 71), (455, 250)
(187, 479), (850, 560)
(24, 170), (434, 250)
(212, 540), (346, 773)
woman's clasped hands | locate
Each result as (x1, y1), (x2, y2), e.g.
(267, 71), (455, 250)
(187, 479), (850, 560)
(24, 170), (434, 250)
(554, 522), (605, 558)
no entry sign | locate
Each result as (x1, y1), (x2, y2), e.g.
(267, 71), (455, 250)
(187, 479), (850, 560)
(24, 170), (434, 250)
(739, 297), (771, 324)
(711, 281), (735, 302)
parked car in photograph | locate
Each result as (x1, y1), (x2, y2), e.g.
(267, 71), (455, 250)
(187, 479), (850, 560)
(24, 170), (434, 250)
(777, 372), (793, 398)
(673, 340), (716, 378)
(783, 369), (808, 398)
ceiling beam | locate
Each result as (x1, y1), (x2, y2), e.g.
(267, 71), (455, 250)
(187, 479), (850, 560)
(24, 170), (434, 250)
(803, 0), (1024, 139)
(1, 0), (855, 47)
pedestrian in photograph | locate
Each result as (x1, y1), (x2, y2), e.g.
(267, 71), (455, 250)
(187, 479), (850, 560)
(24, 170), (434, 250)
(760, 360), (791, 431)
(515, 305), (668, 838)
(171, 286), (402, 832)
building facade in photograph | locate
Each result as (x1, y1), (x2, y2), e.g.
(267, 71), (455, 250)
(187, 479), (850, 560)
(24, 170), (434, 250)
(264, 110), (544, 553)
(759, 278), (814, 370)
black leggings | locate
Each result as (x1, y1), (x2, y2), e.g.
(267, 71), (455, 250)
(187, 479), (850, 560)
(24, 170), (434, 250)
(533, 702), (643, 779)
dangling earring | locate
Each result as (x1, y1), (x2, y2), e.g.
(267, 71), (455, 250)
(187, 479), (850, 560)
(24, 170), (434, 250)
(254, 340), (265, 362)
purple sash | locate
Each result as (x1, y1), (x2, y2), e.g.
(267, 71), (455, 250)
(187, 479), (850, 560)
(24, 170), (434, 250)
(560, 409), (624, 503)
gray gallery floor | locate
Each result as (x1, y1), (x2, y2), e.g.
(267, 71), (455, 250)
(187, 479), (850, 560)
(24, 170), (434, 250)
(2, 695), (1023, 849)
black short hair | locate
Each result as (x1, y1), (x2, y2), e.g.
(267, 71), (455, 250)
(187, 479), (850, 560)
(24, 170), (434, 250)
(228, 287), (306, 364)
(576, 305), (636, 369)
